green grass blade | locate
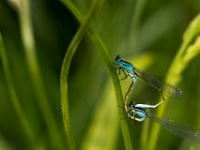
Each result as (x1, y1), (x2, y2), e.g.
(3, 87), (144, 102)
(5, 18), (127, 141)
(148, 13), (200, 150)
(0, 34), (37, 149)
(61, 1), (133, 149)
(8, 0), (66, 149)
(89, 33), (133, 150)
(60, 0), (104, 149)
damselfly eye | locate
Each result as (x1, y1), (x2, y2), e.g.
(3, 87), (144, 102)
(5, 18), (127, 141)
(129, 101), (135, 107)
(115, 55), (121, 62)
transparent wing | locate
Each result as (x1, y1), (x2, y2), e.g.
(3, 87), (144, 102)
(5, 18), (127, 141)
(146, 112), (200, 143)
(134, 67), (182, 98)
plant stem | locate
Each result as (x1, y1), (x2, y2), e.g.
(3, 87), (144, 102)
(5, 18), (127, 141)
(60, 0), (104, 149)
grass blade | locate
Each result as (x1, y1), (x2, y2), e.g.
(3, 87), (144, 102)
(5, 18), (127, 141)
(148, 13), (200, 150)
(61, 1), (133, 149)
(60, 0), (104, 149)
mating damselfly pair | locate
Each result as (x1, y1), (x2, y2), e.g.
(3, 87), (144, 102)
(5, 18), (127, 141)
(114, 55), (200, 143)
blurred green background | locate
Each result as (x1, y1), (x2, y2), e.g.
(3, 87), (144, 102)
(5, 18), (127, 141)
(1, 0), (200, 149)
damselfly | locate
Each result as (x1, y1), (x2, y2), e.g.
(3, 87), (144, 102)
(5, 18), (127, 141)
(114, 55), (182, 101)
(125, 101), (200, 143)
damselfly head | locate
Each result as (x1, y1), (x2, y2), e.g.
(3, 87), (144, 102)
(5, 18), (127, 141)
(115, 55), (121, 62)
(177, 89), (183, 96)
(129, 101), (135, 108)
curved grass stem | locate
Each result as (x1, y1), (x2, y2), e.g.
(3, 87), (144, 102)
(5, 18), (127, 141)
(61, 0), (133, 149)
(60, 0), (104, 149)
(148, 13), (200, 150)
